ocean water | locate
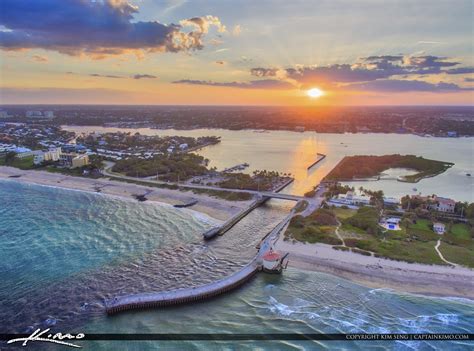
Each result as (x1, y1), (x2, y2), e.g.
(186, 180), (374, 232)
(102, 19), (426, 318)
(1, 180), (473, 350)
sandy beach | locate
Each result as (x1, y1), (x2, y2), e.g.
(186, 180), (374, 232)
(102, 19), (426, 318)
(275, 239), (474, 299)
(0, 166), (252, 222)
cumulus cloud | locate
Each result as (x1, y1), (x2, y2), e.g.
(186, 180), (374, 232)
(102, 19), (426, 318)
(248, 54), (473, 90)
(250, 68), (279, 77)
(348, 79), (473, 92)
(0, 0), (225, 58)
(133, 74), (157, 79)
(173, 79), (293, 89)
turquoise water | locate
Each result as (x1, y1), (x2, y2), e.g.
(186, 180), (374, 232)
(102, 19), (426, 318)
(1, 180), (473, 350)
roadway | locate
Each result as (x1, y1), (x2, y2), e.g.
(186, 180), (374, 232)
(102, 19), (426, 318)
(102, 161), (307, 202)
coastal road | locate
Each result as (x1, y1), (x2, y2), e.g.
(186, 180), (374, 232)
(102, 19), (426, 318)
(102, 161), (310, 203)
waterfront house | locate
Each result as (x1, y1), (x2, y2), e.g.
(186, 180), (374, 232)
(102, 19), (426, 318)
(410, 194), (456, 213)
(430, 196), (456, 213)
(329, 191), (371, 207)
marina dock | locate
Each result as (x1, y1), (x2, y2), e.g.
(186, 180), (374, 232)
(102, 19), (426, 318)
(307, 153), (326, 170)
(222, 163), (250, 173)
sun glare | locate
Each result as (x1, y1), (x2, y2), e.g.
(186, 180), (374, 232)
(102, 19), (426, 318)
(307, 88), (324, 98)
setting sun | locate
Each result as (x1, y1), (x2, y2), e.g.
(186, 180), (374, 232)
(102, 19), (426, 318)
(307, 88), (324, 98)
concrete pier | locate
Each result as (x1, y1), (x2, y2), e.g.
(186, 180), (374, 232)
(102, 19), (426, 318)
(203, 196), (268, 240)
(105, 260), (260, 314)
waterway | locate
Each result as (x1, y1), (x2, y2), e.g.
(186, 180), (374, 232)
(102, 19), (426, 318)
(63, 126), (474, 202)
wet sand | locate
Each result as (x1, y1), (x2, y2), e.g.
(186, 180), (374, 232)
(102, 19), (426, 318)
(275, 240), (474, 299)
(0, 166), (252, 221)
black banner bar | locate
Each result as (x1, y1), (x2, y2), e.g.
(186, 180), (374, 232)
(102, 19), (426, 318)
(1, 333), (473, 341)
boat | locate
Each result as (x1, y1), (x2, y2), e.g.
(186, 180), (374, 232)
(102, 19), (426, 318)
(467, 173), (471, 177)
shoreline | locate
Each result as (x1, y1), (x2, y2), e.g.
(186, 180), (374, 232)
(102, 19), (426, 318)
(2, 165), (473, 300)
(275, 239), (474, 299)
(0, 166), (252, 222)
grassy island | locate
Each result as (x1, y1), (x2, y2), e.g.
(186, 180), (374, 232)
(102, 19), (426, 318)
(324, 154), (453, 183)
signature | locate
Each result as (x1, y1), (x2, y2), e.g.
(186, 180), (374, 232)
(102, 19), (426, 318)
(8, 328), (85, 348)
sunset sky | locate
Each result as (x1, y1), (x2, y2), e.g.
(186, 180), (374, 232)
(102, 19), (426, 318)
(1, 0), (473, 105)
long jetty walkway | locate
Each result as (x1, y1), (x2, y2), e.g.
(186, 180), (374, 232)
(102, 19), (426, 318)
(105, 260), (259, 314)
(203, 196), (267, 239)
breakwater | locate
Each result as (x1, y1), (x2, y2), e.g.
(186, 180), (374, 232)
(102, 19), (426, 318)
(105, 260), (260, 314)
(307, 153), (326, 170)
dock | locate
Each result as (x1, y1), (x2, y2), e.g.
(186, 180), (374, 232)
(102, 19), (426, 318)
(222, 163), (250, 173)
(203, 196), (268, 239)
(307, 153), (326, 170)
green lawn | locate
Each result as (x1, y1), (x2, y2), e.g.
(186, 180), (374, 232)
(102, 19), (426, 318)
(442, 222), (473, 249)
(0, 155), (35, 169)
(438, 242), (474, 268)
(373, 240), (444, 265)
(450, 223), (471, 240)
(409, 219), (432, 231)
(285, 224), (341, 245)
(332, 207), (357, 220)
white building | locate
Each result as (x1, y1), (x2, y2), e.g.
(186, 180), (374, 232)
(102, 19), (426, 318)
(433, 222), (445, 235)
(43, 111), (55, 118)
(26, 111), (43, 118)
(330, 191), (371, 207)
(33, 147), (62, 165)
(179, 143), (188, 150)
(25, 110), (54, 119)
